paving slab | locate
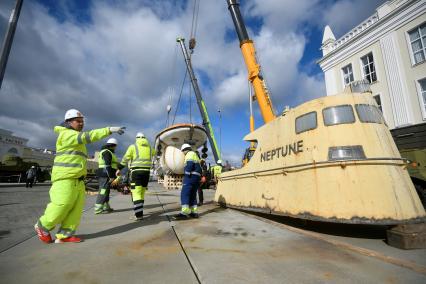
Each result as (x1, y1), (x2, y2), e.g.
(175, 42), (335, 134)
(0, 184), (198, 284)
(0, 184), (95, 252)
(169, 202), (426, 283)
(0, 182), (425, 283)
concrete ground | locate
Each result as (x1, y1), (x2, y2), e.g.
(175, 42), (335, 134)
(0, 182), (425, 283)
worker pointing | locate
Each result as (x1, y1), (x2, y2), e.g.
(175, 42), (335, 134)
(94, 138), (124, 214)
(121, 132), (154, 221)
(34, 109), (125, 244)
(173, 143), (202, 220)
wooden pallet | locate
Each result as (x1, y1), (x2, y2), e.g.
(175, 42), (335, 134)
(163, 174), (183, 190)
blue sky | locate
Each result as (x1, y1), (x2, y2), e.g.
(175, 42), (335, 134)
(0, 0), (386, 166)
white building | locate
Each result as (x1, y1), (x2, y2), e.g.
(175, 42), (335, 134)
(318, 0), (426, 130)
(0, 128), (28, 160)
(0, 128), (57, 168)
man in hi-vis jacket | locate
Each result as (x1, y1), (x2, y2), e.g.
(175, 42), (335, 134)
(34, 109), (125, 244)
(173, 143), (202, 220)
(121, 132), (154, 221)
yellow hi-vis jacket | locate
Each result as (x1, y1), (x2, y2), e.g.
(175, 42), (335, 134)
(51, 125), (111, 182)
(121, 137), (154, 171)
(98, 149), (118, 170)
(184, 151), (202, 176)
(211, 165), (222, 178)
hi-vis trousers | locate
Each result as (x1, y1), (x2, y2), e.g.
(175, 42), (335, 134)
(130, 169), (150, 218)
(38, 178), (85, 239)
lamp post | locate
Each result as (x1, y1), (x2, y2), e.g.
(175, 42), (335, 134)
(0, 0), (24, 89)
(218, 107), (222, 155)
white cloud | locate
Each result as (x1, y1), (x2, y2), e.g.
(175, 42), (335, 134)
(0, 0), (385, 160)
(322, 0), (387, 37)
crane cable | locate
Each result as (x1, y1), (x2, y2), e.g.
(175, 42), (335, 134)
(189, 0), (200, 52)
(171, 68), (188, 125)
(172, 0), (199, 125)
(188, 0), (199, 121)
(189, 77), (192, 123)
(166, 45), (179, 128)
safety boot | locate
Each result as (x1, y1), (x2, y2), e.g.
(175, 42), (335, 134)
(55, 236), (82, 243)
(94, 204), (103, 214)
(34, 223), (52, 244)
(189, 212), (199, 218)
(172, 213), (190, 220)
(129, 215), (143, 221)
(103, 203), (114, 213)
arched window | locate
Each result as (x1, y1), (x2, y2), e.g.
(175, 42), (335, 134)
(7, 147), (19, 155)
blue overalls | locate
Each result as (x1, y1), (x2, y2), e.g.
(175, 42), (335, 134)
(181, 151), (202, 215)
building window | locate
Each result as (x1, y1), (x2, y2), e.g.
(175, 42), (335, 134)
(361, 53), (377, 83)
(341, 64), (354, 86)
(419, 78), (426, 114)
(409, 23), (426, 65)
(373, 94), (382, 112)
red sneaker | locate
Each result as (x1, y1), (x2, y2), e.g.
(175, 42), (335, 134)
(34, 224), (52, 244)
(55, 236), (83, 244)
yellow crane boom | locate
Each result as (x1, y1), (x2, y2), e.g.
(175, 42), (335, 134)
(227, 0), (276, 123)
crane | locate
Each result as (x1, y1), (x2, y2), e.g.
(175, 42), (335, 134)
(227, 0), (276, 123)
(227, 0), (276, 166)
(176, 37), (221, 163)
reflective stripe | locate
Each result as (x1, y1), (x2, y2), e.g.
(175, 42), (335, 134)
(57, 228), (75, 238)
(134, 158), (152, 162)
(133, 203), (144, 208)
(77, 132), (91, 144)
(53, 162), (82, 168)
(56, 150), (87, 158)
(85, 132), (91, 143)
(131, 143), (152, 168)
(133, 144), (151, 159)
(134, 144), (139, 157)
(184, 151), (200, 163)
(77, 132), (83, 144)
(37, 220), (50, 233)
(134, 208), (144, 213)
(184, 171), (201, 176)
(181, 206), (191, 214)
(98, 149), (118, 169)
(130, 167), (150, 171)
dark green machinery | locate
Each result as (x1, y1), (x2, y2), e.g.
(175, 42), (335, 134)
(0, 155), (51, 183)
(391, 123), (426, 206)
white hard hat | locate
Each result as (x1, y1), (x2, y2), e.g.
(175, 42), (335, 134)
(181, 143), (192, 151)
(64, 109), (84, 121)
(136, 132), (145, 138)
(31, 166), (35, 168)
(217, 160), (222, 164)
(106, 138), (118, 145)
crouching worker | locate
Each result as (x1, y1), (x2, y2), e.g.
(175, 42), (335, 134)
(173, 143), (202, 220)
(94, 138), (124, 214)
(34, 109), (125, 244)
